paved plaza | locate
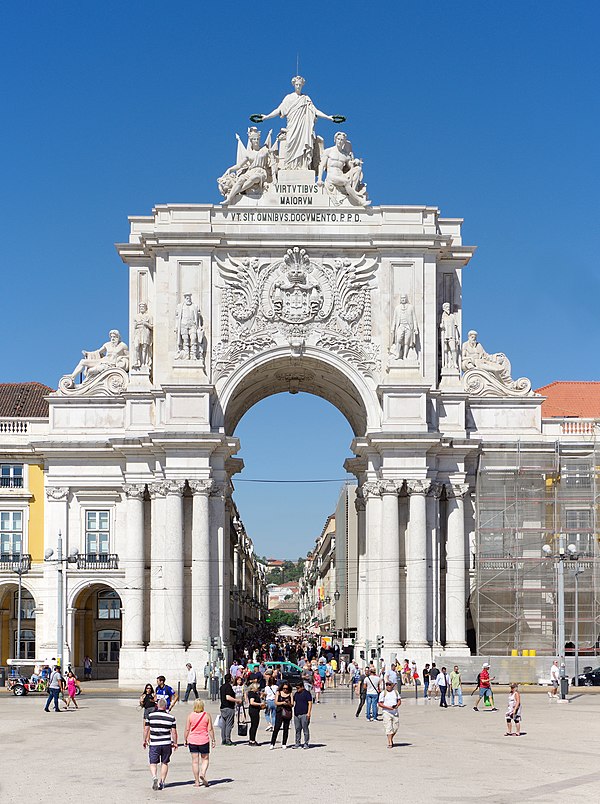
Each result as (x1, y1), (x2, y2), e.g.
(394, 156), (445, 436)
(1, 689), (599, 803)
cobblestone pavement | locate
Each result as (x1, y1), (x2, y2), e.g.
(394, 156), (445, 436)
(1, 689), (599, 803)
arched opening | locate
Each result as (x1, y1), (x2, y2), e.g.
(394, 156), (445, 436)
(0, 584), (36, 665)
(72, 583), (122, 679)
(223, 354), (366, 647)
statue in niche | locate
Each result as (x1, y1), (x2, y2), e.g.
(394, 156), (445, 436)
(133, 302), (153, 369)
(440, 302), (460, 370)
(175, 293), (205, 362)
(218, 127), (280, 205)
(68, 330), (129, 380)
(250, 75), (345, 171)
(318, 132), (370, 207)
(391, 294), (418, 360)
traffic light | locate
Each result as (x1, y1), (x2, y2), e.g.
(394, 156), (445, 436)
(359, 650), (365, 659)
(376, 634), (384, 651)
(211, 636), (220, 650)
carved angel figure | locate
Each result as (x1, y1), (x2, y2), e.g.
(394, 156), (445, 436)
(68, 330), (129, 381)
(318, 132), (369, 206)
(218, 127), (279, 205)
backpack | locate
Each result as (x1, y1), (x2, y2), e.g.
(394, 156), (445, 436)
(476, 672), (481, 688)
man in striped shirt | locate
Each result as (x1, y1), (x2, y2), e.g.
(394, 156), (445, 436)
(143, 698), (178, 790)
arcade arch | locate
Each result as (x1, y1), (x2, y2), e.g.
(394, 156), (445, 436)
(0, 582), (37, 664)
(71, 582), (122, 679)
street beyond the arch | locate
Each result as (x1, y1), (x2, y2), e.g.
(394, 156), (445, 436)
(2, 687), (599, 803)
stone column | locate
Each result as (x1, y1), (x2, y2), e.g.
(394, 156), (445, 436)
(42, 487), (69, 656)
(210, 484), (230, 651)
(363, 482), (383, 647)
(354, 488), (367, 651)
(426, 483), (443, 646)
(406, 479), (431, 648)
(189, 480), (213, 650)
(380, 480), (402, 649)
(163, 480), (185, 647)
(148, 482), (166, 645)
(446, 483), (469, 648)
(122, 484), (146, 648)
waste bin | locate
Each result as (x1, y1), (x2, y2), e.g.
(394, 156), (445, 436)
(0, 668), (6, 687)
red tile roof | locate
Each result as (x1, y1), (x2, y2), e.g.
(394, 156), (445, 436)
(536, 381), (600, 418)
(0, 383), (53, 418)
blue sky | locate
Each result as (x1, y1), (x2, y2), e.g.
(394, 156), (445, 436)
(1, 2), (598, 557)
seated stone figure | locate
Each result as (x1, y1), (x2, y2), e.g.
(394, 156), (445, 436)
(461, 330), (511, 382)
(69, 330), (129, 380)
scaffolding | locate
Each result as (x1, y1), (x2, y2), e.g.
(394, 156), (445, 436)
(474, 443), (600, 656)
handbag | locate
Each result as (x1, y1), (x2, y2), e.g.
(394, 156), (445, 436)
(281, 705), (292, 721)
(215, 714), (224, 730)
(237, 704), (248, 737)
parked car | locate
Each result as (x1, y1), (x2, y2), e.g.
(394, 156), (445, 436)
(571, 666), (600, 686)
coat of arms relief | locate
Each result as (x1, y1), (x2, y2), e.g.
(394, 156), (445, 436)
(213, 247), (380, 381)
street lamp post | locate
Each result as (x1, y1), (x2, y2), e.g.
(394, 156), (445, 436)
(44, 531), (79, 671)
(14, 555), (30, 661)
(542, 536), (581, 700)
(572, 562), (584, 686)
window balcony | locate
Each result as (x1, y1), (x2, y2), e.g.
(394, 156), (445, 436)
(0, 553), (31, 571)
(75, 553), (119, 570)
(0, 476), (24, 489)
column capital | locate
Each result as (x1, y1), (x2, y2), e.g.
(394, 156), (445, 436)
(363, 481), (383, 499)
(406, 479), (432, 496)
(164, 479), (186, 496)
(209, 482), (228, 500)
(148, 481), (167, 499)
(446, 483), (470, 499)
(45, 486), (69, 501)
(189, 479), (214, 496)
(123, 483), (146, 500)
(380, 479), (403, 496)
(428, 481), (444, 499)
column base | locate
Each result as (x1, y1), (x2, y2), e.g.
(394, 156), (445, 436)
(441, 642), (471, 656)
(119, 645), (187, 687)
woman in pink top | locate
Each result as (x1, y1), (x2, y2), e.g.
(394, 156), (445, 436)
(64, 671), (79, 710)
(184, 700), (215, 787)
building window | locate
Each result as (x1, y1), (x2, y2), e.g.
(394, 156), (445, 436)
(14, 590), (35, 619)
(97, 629), (120, 663)
(85, 510), (110, 556)
(14, 628), (35, 660)
(0, 464), (23, 489)
(98, 590), (121, 619)
(0, 511), (23, 557)
(565, 509), (593, 556)
(563, 463), (592, 489)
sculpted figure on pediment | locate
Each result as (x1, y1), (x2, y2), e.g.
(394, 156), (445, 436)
(68, 330), (129, 380)
(318, 132), (370, 207)
(58, 329), (129, 396)
(461, 330), (533, 397)
(250, 76), (345, 171)
(175, 293), (205, 363)
(218, 127), (280, 205)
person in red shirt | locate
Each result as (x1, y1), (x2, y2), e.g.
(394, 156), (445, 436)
(473, 662), (497, 711)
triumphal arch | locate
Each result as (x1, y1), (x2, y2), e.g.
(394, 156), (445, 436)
(43, 77), (539, 681)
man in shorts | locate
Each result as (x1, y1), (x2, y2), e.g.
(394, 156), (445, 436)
(144, 698), (178, 790)
(473, 662), (497, 711)
(549, 659), (560, 698)
(378, 680), (401, 748)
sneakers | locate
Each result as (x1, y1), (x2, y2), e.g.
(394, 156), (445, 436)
(158, 780), (164, 790)
(152, 778), (159, 790)
(303, 744), (309, 750)
(269, 744), (275, 750)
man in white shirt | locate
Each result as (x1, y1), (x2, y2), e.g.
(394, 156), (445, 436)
(385, 663), (399, 690)
(378, 681), (401, 748)
(363, 669), (381, 722)
(183, 663), (198, 702)
(437, 666), (450, 708)
(549, 660), (560, 698)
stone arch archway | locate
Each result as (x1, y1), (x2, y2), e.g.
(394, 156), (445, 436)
(71, 581), (123, 679)
(0, 581), (38, 665)
(215, 346), (379, 437)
